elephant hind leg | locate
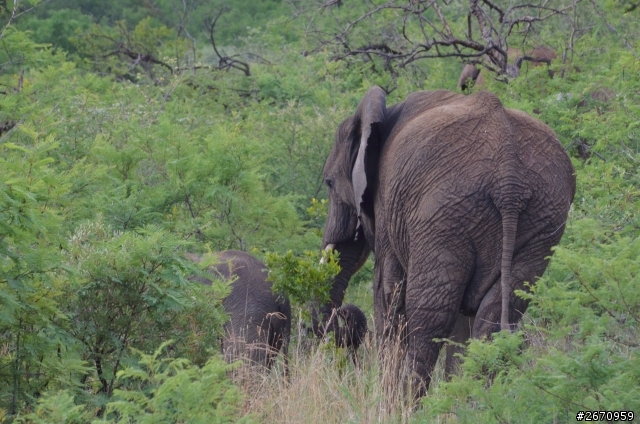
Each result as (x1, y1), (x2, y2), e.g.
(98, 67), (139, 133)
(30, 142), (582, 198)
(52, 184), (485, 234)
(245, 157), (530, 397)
(403, 247), (474, 397)
(444, 312), (475, 379)
(266, 312), (290, 371)
(472, 233), (557, 338)
(373, 252), (407, 346)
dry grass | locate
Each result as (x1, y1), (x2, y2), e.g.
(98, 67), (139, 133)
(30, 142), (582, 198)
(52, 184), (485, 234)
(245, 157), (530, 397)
(229, 315), (448, 424)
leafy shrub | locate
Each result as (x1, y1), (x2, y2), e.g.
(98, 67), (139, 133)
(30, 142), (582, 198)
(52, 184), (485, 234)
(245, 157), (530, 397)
(100, 342), (249, 424)
(15, 343), (248, 424)
(264, 249), (340, 310)
(17, 9), (93, 54)
(64, 219), (228, 403)
(15, 391), (96, 424)
(0, 125), (83, 415)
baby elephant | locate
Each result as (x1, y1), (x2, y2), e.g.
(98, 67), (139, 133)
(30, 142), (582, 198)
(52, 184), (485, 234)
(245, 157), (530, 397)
(334, 303), (368, 351)
(188, 250), (291, 369)
(333, 303), (368, 366)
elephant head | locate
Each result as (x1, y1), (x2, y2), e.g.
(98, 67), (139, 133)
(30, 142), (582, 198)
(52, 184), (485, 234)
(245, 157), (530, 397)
(312, 87), (386, 335)
(334, 303), (368, 351)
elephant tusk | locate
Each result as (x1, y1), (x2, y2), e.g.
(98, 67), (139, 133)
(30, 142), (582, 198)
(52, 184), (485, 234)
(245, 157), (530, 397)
(320, 244), (336, 264)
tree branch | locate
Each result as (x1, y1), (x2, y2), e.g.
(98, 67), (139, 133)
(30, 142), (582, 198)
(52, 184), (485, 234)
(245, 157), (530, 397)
(204, 7), (251, 76)
(305, 0), (584, 84)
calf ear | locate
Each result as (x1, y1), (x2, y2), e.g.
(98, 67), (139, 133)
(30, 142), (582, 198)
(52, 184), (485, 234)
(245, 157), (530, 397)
(352, 86), (386, 224)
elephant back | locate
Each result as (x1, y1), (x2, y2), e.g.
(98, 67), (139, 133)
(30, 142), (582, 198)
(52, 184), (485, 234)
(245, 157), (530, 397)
(381, 91), (521, 207)
(188, 250), (291, 368)
(213, 250), (287, 327)
(378, 90), (573, 271)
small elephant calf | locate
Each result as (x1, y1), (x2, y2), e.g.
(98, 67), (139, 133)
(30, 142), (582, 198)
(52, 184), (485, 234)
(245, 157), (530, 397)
(334, 303), (368, 366)
(188, 250), (291, 369)
(334, 303), (368, 351)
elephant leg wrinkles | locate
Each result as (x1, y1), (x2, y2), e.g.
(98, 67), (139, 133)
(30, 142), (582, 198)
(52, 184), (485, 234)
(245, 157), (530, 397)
(375, 253), (407, 343)
(401, 243), (474, 396)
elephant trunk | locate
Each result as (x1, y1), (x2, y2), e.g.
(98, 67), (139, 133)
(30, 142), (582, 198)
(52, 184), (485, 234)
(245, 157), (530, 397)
(312, 238), (370, 338)
(322, 199), (358, 249)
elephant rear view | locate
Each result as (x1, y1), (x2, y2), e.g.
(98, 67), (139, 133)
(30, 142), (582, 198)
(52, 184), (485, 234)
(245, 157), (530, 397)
(189, 250), (291, 369)
(319, 86), (575, 397)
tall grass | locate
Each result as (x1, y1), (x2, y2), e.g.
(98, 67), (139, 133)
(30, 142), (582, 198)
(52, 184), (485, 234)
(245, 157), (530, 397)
(230, 314), (448, 423)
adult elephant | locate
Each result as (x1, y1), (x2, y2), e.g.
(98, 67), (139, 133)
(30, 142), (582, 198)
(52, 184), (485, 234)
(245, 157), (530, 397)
(318, 87), (575, 396)
(188, 250), (291, 369)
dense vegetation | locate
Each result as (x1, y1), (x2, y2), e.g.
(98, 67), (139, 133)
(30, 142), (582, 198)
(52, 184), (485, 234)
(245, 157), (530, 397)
(1, 0), (639, 422)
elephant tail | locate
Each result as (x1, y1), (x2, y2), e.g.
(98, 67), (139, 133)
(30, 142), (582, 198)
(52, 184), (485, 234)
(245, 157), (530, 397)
(500, 209), (519, 331)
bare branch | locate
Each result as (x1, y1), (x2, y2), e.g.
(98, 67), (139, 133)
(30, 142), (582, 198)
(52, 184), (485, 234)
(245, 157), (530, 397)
(482, 0), (505, 22)
(303, 0), (585, 85)
(0, 0), (53, 39)
(89, 30), (175, 76)
(204, 7), (251, 76)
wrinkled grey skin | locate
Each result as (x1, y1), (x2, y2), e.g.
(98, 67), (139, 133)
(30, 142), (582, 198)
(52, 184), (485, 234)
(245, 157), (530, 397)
(320, 87), (575, 396)
(189, 251), (291, 369)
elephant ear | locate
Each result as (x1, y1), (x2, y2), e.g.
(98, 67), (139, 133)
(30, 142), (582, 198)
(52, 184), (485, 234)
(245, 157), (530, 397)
(352, 86), (386, 226)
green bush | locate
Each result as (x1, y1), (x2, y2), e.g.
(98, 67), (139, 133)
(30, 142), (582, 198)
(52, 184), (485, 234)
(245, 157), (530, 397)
(2, 0), (640, 421)
(100, 342), (249, 424)
(63, 220), (229, 404)
(16, 343), (248, 423)
(265, 249), (340, 310)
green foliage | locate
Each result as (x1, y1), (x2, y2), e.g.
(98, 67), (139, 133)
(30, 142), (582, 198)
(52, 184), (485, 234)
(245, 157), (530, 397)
(72, 18), (179, 81)
(306, 198), (328, 233)
(2, 0), (640, 421)
(15, 343), (248, 423)
(15, 391), (97, 423)
(17, 9), (93, 54)
(0, 124), (83, 415)
(193, 0), (291, 44)
(0, 27), (51, 72)
(265, 249), (340, 309)
(28, 0), (158, 27)
(63, 220), (229, 399)
(99, 342), (249, 424)
(21, 0), (291, 47)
